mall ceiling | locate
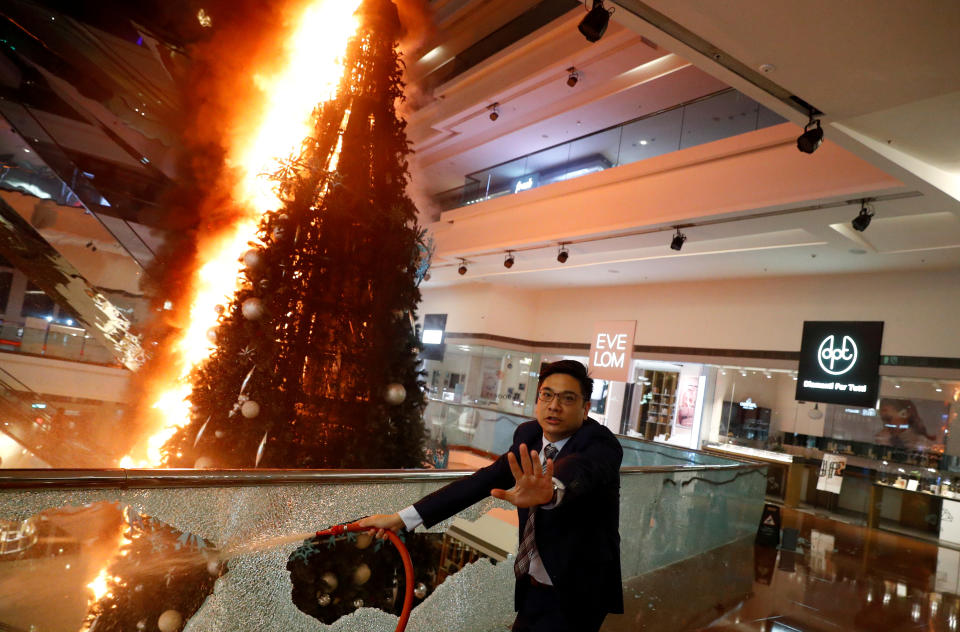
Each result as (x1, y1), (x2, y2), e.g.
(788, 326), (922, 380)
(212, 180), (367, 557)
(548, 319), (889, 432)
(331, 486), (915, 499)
(0, 0), (957, 295)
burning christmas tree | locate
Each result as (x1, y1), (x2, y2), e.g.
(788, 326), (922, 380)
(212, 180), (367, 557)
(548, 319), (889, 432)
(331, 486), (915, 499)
(162, 0), (429, 469)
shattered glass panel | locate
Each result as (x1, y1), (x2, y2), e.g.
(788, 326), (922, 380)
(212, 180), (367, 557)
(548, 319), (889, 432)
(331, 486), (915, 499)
(0, 465), (765, 631)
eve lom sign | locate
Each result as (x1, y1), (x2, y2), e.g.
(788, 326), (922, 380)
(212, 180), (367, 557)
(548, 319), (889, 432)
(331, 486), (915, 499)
(588, 321), (637, 382)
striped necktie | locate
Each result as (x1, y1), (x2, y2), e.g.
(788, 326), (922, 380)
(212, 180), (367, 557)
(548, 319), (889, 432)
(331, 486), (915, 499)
(514, 443), (558, 578)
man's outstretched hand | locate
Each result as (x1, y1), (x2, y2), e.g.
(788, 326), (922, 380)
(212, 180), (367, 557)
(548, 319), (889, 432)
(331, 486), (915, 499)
(490, 443), (555, 508)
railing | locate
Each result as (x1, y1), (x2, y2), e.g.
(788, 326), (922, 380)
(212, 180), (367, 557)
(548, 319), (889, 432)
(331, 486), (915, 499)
(0, 320), (118, 366)
(0, 459), (766, 631)
(433, 89), (786, 211)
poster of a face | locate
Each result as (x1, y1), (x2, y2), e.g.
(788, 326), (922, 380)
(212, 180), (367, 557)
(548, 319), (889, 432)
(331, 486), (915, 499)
(677, 375), (700, 428)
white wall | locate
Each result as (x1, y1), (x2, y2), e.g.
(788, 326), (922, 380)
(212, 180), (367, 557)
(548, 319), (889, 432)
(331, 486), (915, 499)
(422, 268), (960, 359)
(0, 352), (130, 403)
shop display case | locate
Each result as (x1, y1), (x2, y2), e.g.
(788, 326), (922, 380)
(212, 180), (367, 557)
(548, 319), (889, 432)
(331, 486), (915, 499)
(635, 370), (678, 440)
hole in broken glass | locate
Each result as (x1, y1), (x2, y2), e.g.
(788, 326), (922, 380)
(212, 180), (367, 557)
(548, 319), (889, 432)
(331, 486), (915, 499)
(288, 512), (514, 624)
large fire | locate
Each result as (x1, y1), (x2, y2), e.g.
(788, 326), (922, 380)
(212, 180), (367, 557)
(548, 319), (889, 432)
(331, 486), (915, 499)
(121, 0), (364, 467)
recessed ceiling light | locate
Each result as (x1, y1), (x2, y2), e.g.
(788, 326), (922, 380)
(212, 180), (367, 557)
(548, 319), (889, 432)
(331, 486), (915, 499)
(759, 63), (776, 73)
(608, 269), (620, 274)
(639, 140), (648, 145)
(849, 248), (867, 255)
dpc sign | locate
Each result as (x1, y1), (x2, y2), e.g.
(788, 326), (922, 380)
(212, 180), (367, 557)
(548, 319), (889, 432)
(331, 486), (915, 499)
(588, 320), (636, 382)
(795, 321), (883, 407)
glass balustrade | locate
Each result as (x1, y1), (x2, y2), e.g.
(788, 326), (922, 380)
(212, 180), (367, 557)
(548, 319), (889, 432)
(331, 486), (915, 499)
(0, 456), (766, 631)
(0, 321), (118, 366)
(435, 89), (786, 211)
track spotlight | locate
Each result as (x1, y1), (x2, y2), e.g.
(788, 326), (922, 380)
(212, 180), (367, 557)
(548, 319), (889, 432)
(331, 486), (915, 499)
(488, 103), (500, 121)
(797, 118), (823, 154)
(457, 259), (468, 275)
(503, 252), (515, 269)
(566, 67), (581, 87)
(578, 1), (612, 43)
(851, 202), (874, 232)
(557, 245), (569, 263)
(670, 228), (687, 251)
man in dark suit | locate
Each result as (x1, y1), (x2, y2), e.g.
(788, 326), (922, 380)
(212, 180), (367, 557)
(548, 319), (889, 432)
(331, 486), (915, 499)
(359, 360), (623, 631)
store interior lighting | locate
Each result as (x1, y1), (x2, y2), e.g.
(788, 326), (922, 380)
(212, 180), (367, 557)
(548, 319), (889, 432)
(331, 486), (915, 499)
(503, 251), (515, 268)
(566, 67), (581, 87)
(851, 202), (875, 232)
(457, 259), (468, 275)
(670, 228), (687, 251)
(797, 117), (824, 154)
(487, 103), (500, 121)
(557, 245), (569, 263)
(578, 0), (612, 43)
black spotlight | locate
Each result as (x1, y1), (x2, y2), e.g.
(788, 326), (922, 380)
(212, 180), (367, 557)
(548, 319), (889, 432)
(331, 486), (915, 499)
(488, 103), (500, 121)
(851, 204), (874, 232)
(797, 118), (824, 154)
(670, 228), (687, 251)
(566, 67), (580, 87)
(504, 252), (515, 268)
(557, 246), (569, 263)
(578, 0), (612, 43)
(457, 260), (468, 275)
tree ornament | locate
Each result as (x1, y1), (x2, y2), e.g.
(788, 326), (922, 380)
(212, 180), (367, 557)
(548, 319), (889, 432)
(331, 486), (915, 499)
(241, 400), (260, 418)
(241, 297), (265, 320)
(384, 383), (406, 406)
(255, 431), (269, 467)
(414, 582), (428, 599)
(354, 533), (372, 549)
(214, 430), (225, 439)
(352, 563), (371, 585)
(320, 572), (338, 592)
(157, 610), (183, 632)
(257, 278), (270, 291)
(214, 304), (225, 315)
(317, 593), (331, 607)
(243, 248), (264, 269)
(194, 456), (215, 469)
(207, 560), (220, 575)
(136, 620), (147, 631)
(352, 598), (364, 609)
(206, 327), (219, 343)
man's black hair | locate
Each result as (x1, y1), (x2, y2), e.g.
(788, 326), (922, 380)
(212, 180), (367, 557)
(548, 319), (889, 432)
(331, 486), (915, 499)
(537, 359), (594, 401)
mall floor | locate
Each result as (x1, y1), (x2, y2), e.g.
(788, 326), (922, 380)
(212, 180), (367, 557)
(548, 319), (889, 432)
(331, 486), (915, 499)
(606, 507), (959, 632)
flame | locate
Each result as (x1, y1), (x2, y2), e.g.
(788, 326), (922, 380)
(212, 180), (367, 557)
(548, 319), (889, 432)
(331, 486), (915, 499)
(122, 0), (364, 466)
(87, 567), (113, 602)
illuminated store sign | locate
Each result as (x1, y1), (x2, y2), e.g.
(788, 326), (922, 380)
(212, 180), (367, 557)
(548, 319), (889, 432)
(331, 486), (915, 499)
(795, 321), (883, 407)
(588, 320), (637, 382)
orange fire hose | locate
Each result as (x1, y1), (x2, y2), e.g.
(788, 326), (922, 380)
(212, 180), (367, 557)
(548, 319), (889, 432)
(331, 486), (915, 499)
(314, 522), (414, 632)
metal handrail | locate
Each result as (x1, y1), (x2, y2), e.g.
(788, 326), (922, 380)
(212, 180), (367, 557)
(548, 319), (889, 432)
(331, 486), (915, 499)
(0, 462), (765, 490)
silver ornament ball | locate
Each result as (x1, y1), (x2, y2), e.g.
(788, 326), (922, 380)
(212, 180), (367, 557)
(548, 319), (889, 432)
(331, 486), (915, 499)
(414, 582), (428, 599)
(240, 400), (260, 419)
(352, 598), (364, 609)
(214, 430), (225, 439)
(352, 563), (371, 585)
(241, 297), (265, 320)
(157, 610), (183, 632)
(384, 383), (406, 406)
(317, 592), (331, 607)
(194, 456), (215, 469)
(206, 326), (219, 343)
(242, 248), (264, 269)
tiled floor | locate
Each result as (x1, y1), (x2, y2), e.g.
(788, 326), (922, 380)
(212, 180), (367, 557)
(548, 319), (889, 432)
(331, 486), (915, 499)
(693, 507), (960, 631)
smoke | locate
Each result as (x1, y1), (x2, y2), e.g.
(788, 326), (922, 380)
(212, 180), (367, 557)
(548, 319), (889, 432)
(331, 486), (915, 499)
(125, 0), (322, 458)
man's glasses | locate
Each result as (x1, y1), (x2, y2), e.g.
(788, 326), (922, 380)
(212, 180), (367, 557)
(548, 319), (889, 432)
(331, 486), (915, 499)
(537, 389), (583, 406)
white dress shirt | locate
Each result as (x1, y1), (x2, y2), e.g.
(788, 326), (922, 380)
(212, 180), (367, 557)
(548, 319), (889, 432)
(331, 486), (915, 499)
(398, 435), (569, 585)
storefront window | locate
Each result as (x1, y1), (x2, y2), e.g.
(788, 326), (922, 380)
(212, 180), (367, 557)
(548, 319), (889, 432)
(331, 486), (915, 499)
(705, 365), (959, 474)
(421, 344), (540, 417)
